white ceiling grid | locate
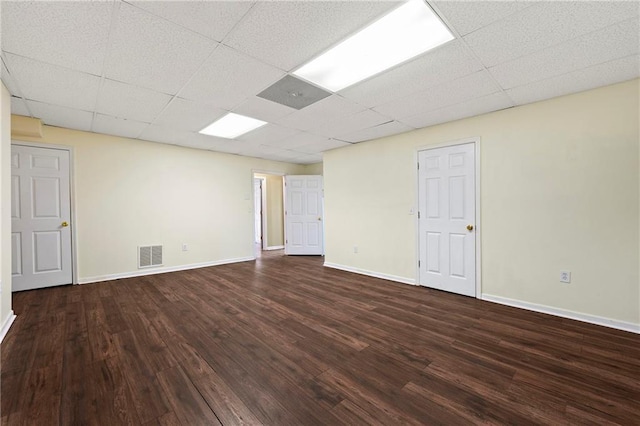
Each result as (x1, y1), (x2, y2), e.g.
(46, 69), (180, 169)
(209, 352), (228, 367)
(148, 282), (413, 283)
(1, 0), (638, 165)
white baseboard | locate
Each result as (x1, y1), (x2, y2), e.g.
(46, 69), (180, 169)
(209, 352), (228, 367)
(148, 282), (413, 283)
(77, 257), (255, 285)
(0, 311), (16, 343)
(324, 262), (415, 286)
(264, 245), (285, 251)
(481, 294), (639, 334)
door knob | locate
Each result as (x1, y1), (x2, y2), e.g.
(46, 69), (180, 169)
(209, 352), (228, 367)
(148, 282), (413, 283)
(466, 224), (473, 231)
(61, 221), (69, 227)
(318, 217), (322, 221)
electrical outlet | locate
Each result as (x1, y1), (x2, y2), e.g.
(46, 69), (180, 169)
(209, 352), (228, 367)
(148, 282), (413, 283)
(560, 271), (571, 283)
(353, 246), (358, 254)
(182, 243), (188, 252)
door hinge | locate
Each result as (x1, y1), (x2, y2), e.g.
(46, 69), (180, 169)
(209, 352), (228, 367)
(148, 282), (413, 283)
(418, 260), (421, 267)
(417, 211), (420, 219)
(417, 162), (420, 170)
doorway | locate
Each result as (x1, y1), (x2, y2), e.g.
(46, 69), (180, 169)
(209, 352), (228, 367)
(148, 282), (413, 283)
(417, 141), (479, 297)
(254, 177), (265, 249)
(11, 143), (74, 291)
(253, 172), (285, 254)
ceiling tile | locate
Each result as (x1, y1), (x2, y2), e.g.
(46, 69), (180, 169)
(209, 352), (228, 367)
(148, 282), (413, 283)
(179, 45), (285, 109)
(311, 109), (393, 138)
(92, 114), (149, 139)
(264, 149), (303, 160)
(506, 55), (640, 106)
(260, 149), (311, 163)
(104, 3), (217, 95)
(293, 139), (352, 155)
(341, 40), (483, 108)
(432, 1), (535, 36)
(95, 79), (172, 123)
(233, 96), (297, 123)
(1, 58), (22, 97)
(275, 95), (366, 131)
(127, 1), (253, 42)
(373, 70), (502, 119)
(138, 124), (194, 145)
(338, 120), (414, 143)
(399, 92), (514, 129)
(153, 97), (226, 132)
(236, 124), (301, 145)
(224, 1), (402, 70)
(185, 133), (245, 155)
(265, 131), (332, 150)
(10, 97), (30, 117)
(1, 1), (113, 75)
(291, 154), (323, 165)
(464, 1), (640, 67)
(236, 143), (283, 158)
(489, 18), (640, 90)
(4, 53), (101, 111)
(26, 100), (93, 132)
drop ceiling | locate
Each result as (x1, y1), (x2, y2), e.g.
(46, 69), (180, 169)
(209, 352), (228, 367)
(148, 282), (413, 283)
(1, 1), (638, 165)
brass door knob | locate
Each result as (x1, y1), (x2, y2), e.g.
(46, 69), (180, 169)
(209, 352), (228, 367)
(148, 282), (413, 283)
(61, 221), (69, 227)
(466, 224), (474, 231)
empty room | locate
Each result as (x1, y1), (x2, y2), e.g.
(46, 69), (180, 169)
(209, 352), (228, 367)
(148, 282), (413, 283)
(1, 0), (639, 424)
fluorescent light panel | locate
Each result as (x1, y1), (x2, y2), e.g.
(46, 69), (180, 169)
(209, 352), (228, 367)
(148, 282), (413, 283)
(199, 112), (267, 139)
(293, 0), (454, 92)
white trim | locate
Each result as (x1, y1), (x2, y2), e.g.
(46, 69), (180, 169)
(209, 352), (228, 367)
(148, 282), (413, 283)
(77, 256), (254, 284)
(415, 137), (481, 152)
(482, 294), (640, 334)
(324, 262), (415, 286)
(0, 311), (16, 343)
(473, 139), (482, 298)
(415, 137), (482, 298)
(264, 245), (285, 251)
(252, 169), (285, 176)
(11, 140), (79, 285)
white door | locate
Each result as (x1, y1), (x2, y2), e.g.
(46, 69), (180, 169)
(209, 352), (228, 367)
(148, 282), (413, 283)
(418, 143), (476, 297)
(284, 175), (324, 255)
(11, 144), (73, 291)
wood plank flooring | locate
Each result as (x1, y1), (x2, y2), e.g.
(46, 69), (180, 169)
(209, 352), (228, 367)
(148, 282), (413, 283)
(2, 251), (639, 425)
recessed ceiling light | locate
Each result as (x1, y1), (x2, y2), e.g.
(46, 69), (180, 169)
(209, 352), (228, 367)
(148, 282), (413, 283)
(199, 112), (267, 139)
(293, 0), (454, 92)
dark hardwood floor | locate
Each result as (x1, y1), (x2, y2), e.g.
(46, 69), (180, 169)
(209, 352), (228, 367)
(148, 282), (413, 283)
(2, 251), (639, 425)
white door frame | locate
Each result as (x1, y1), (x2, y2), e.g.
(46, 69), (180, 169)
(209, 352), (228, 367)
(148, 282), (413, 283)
(251, 169), (285, 256)
(253, 176), (267, 249)
(11, 140), (78, 285)
(415, 137), (482, 298)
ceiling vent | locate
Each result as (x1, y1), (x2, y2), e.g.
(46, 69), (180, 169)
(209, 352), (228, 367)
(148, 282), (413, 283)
(138, 245), (163, 269)
(257, 75), (331, 110)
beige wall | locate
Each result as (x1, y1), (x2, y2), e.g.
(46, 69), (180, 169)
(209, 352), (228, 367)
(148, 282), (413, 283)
(324, 79), (640, 327)
(255, 173), (285, 248)
(303, 162), (323, 175)
(1, 83), (12, 329)
(12, 122), (306, 282)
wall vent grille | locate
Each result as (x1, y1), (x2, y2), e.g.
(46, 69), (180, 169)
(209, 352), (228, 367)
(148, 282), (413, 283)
(138, 245), (163, 268)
